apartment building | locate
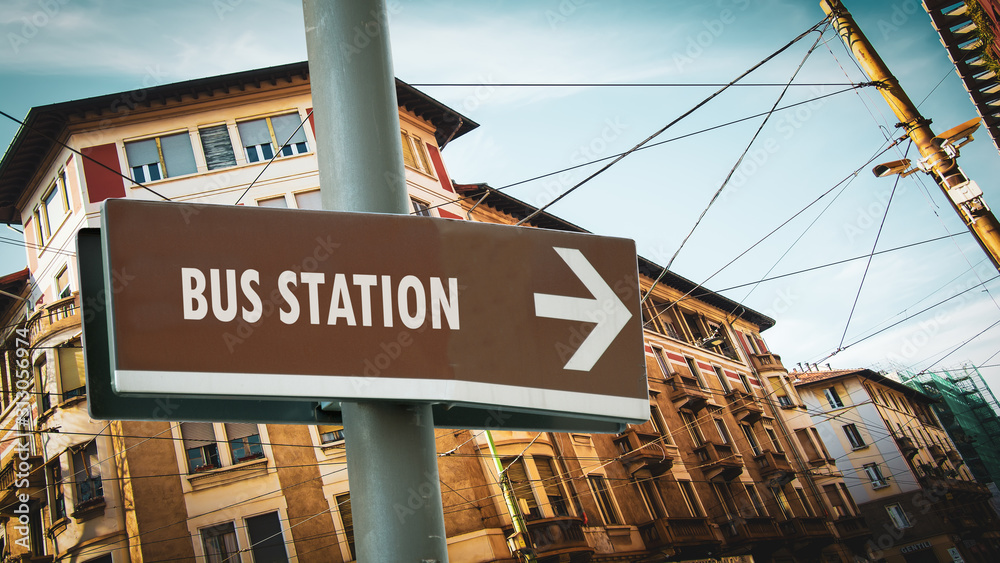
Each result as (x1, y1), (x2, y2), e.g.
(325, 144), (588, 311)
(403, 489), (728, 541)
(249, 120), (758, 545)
(0, 61), (872, 562)
(792, 368), (1000, 563)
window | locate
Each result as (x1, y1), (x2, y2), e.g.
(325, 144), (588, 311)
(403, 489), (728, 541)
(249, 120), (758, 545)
(685, 357), (707, 389)
(198, 125), (237, 170)
(257, 195), (288, 208)
(886, 503), (911, 529)
(634, 477), (667, 519)
(714, 419), (731, 444)
(863, 463), (889, 489)
(238, 113), (309, 163)
(46, 462), (65, 522)
(318, 424), (345, 445)
(712, 482), (738, 519)
(245, 511), (289, 562)
(795, 488), (815, 517)
(776, 394), (793, 408)
(745, 484), (767, 516)
(201, 522), (239, 563)
(681, 411), (705, 446)
(125, 132), (197, 182)
(181, 422), (221, 472)
(226, 422), (264, 463)
(294, 189), (322, 210)
(714, 366), (731, 393)
(824, 387), (844, 409)
(770, 485), (793, 519)
(649, 404), (670, 443)
(682, 311), (705, 342)
(400, 129), (434, 175)
(336, 493), (355, 560)
(843, 423), (866, 449)
(587, 475), (620, 525)
(72, 441), (103, 507)
(535, 456), (570, 517)
(410, 198), (431, 216)
(58, 346), (86, 401)
(652, 347), (672, 378)
(824, 484), (849, 518)
(504, 458), (540, 519)
(642, 299), (681, 339)
(741, 424), (761, 456)
(764, 426), (783, 453)
(36, 172), (70, 246)
(55, 266), (71, 299)
(737, 372), (753, 394)
(678, 480), (704, 517)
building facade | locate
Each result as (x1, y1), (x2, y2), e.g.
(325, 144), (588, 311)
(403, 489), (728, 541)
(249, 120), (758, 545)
(793, 368), (1000, 563)
(0, 62), (879, 562)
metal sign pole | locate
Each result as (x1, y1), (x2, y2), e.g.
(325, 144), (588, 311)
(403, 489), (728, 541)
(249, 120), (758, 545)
(301, 1), (448, 561)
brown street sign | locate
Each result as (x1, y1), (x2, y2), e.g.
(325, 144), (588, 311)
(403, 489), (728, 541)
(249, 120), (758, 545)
(101, 199), (647, 425)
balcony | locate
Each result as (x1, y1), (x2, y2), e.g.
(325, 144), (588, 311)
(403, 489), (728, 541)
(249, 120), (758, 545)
(753, 450), (793, 480)
(26, 293), (80, 346)
(918, 475), (990, 500)
(928, 444), (948, 464)
(614, 428), (676, 476)
(779, 517), (834, 541)
(895, 436), (919, 460)
(947, 449), (964, 467)
(639, 517), (718, 549)
(750, 353), (784, 373)
(721, 516), (782, 544)
(833, 514), (870, 540)
(693, 442), (743, 481)
(725, 389), (764, 423)
(668, 374), (711, 412)
(514, 517), (594, 562)
(0, 452), (45, 516)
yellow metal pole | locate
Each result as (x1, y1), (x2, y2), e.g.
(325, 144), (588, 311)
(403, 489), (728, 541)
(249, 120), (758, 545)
(820, 0), (1000, 271)
(484, 430), (538, 563)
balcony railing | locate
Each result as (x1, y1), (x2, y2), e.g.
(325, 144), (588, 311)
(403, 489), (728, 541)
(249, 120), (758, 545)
(752, 450), (793, 479)
(750, 353), (784, 373)
(0, 453), (44, 516)
(509, 517), (593, 561)
(917, 475), (990, 499)
(26, 293), (80, 346)
(778, 517), (833, 541)
(895, 436), (919, 460)
(947, 449), (964, 467)
(928, 444), (947, 464)
(615, 428), (675, 476)
(721, 516), (781, 544)
(639, 517), (717, 549)
(725, 389), (764, 423)
(667, 374), (711, 412)
(833, 515), (870, 540)
(693, 441), (743, 481)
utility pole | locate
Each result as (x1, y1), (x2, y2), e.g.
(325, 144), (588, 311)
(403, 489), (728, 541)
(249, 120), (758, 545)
(484, 431), (538, 563)
(820, 0), (1000, 272)
(301, 1), (449, 561)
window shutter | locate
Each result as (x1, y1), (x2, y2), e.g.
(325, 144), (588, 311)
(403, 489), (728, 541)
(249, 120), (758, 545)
(58, 348), (85, 393)
(124, 138), (159, 167)
(534, 457), (562, 498)
(159, 133), (197, 177)
(238, 119), (272, 147)
(400, 131), (417, 168)
(271, 114), (307, 145)
(199, 125), (237, 170)
(225, 423), (259, 441)
(181, 422), (216, 449)
(81, 143), (126, 203)
(245, 512), (289, 562)
(294, 190), (322, 210)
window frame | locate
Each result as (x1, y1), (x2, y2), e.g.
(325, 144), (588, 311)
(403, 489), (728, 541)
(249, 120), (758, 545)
(678, 479), (705, 517)
(652, 346), (673, 378)
(684, 357), (708, 389)
(741, 423), (762, 456)
(410, 197), (432, 217)
(124, 131), (198, 183)
(824, 387), (845, 409)
(237, 112), (310, 164)
(400, 128), (435, 176)
(200, 521), (240, 563)
(863, 463), (889, 489)
(587, 474), (621, 526)
(886, 503), (911, 529)
(843, 423), (867, 449)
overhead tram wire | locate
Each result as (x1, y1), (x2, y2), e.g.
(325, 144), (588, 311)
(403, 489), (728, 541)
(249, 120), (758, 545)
(644, 20), (831, 305)
(513, 17), (831, 228)
(410, 82), (860, 88)
(913, 317), (1000, 376)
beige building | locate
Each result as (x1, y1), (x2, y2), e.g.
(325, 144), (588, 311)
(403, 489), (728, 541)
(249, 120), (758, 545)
(0, 62), (884, 562)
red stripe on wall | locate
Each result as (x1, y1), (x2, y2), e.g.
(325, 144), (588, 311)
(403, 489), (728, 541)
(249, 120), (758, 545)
(697, 362), (714, 373)
(644, 344), (654, 354)
(666, 352), (685, 364)
(438, 209), (463, 220)
(725, 370), (740, 380)
(81, 143), (126, 203)
(749, 378), (761, 387)
(425, 143), (454, 193)
(306, 107), (316, 137)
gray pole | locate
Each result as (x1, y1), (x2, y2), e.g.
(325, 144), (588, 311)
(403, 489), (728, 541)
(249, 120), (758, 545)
(302, 1), (449, 561)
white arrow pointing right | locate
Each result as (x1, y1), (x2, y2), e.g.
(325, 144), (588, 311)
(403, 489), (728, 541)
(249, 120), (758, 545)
(534, 247), (632, 371)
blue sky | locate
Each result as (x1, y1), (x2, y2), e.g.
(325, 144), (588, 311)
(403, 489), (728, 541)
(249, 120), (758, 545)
(2, 0), (999, 391)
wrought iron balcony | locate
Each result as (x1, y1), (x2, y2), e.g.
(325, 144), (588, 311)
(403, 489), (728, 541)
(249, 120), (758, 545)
(778, 517), (834, 541)
(832, 514), (870, 540)
(693, 441), (743, 481)
(516, 516), (593, 562)
(750, 353), (784, 373)
(928, 444), (948, 464)
(895, 435), (919, 460)
(639, 517), (718, 549)
(614, 428), (675, 476)
(752, 450), (793, 479)
(725, 388), (764, 423)
(0, 451), (45, 516)
(668, 374), (712, 412)
(947, 449), (964, 467)
(720, 516), (781, 544)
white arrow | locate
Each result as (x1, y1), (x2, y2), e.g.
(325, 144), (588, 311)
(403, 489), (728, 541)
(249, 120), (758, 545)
(534, 247), (632, 371)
